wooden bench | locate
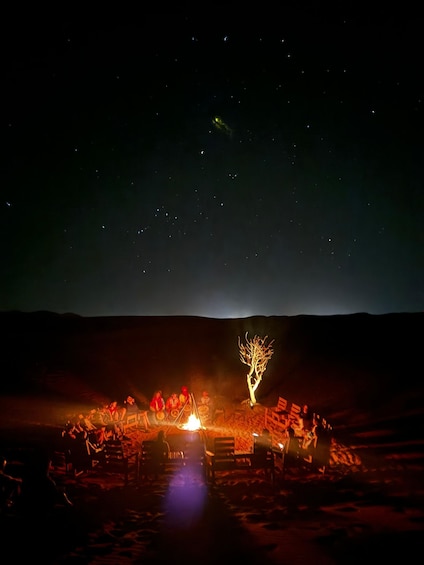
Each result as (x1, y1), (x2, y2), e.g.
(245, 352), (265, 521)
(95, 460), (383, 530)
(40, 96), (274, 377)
(95, 439), (138, 486)
(138, 438), (205, 482)
(205, 436), (275, 484)
(205, 436), (237, 482)
(139, 440), (181, 480)
(138, 440), (160, 480)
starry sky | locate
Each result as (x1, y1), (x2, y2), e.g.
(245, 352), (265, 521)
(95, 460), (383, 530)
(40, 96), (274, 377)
(1, 8), (423, 318)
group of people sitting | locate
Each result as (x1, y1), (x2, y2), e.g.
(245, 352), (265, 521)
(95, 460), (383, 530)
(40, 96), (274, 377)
(59, 385), (217, 470)
(149, 385), (190, 424)
(60, 385), (210, 452)
(148, 386), (214, 425)
(61, 395), (152, 459)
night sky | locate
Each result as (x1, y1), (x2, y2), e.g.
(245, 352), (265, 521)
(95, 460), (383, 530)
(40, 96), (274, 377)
(2, 9), (423, 318)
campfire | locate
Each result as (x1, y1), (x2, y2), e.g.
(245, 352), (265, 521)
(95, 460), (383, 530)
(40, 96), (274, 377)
(180, 413), (202, 431)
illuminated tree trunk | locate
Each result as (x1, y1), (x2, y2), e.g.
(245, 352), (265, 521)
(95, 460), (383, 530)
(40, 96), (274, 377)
(238, 332), (274, 406)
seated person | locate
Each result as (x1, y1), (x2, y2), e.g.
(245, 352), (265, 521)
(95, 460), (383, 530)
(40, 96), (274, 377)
(149, 390), (166, 424)
(199, 390), (211, 408)
(165, 392), (182, 420)
(312, 419), (333, 472)
(109, 400), (126, 423)
(179, 385), (192, 422)
(91, 406), (107, 427)
(290, 414), (305, 437)
(254, 428), (272, 451)
(198, 390), (213, 423)
(300, 403), (314, 432)
(152, 430), (170, 474)
(61, 422), (94, 472)
(124, 395), (150, 431)
(124, 395), (138, 416)
(179, 385), (191, 407)
(76, 411), (98, 439)
(285, 425), (302, 467)
(103, 401), (126, 439)
(75, 411), (106, 453)
(91, 405), (113, 440)
(301, 416), (318, 451)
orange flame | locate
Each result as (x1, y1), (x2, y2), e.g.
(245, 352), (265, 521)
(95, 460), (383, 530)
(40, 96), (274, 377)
(181, 413), (202, 431)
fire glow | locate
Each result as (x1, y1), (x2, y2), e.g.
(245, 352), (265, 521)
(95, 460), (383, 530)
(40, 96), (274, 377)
(180, 413), (202, 431)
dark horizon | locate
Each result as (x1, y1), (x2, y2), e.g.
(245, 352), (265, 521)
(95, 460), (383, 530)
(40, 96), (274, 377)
(1, 308), (423, 320)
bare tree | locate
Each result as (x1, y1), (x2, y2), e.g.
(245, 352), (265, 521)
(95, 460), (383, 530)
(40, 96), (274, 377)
(238, 332), (274, 406)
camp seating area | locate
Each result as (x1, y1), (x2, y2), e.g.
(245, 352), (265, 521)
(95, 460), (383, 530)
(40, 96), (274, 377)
(205, 436), (275, 484)
(53, 394), (332, 486)
(59, 436), (139, 485)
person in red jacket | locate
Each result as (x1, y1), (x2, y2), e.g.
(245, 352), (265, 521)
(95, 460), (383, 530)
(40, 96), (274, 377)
(149, 390), (165, 424)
